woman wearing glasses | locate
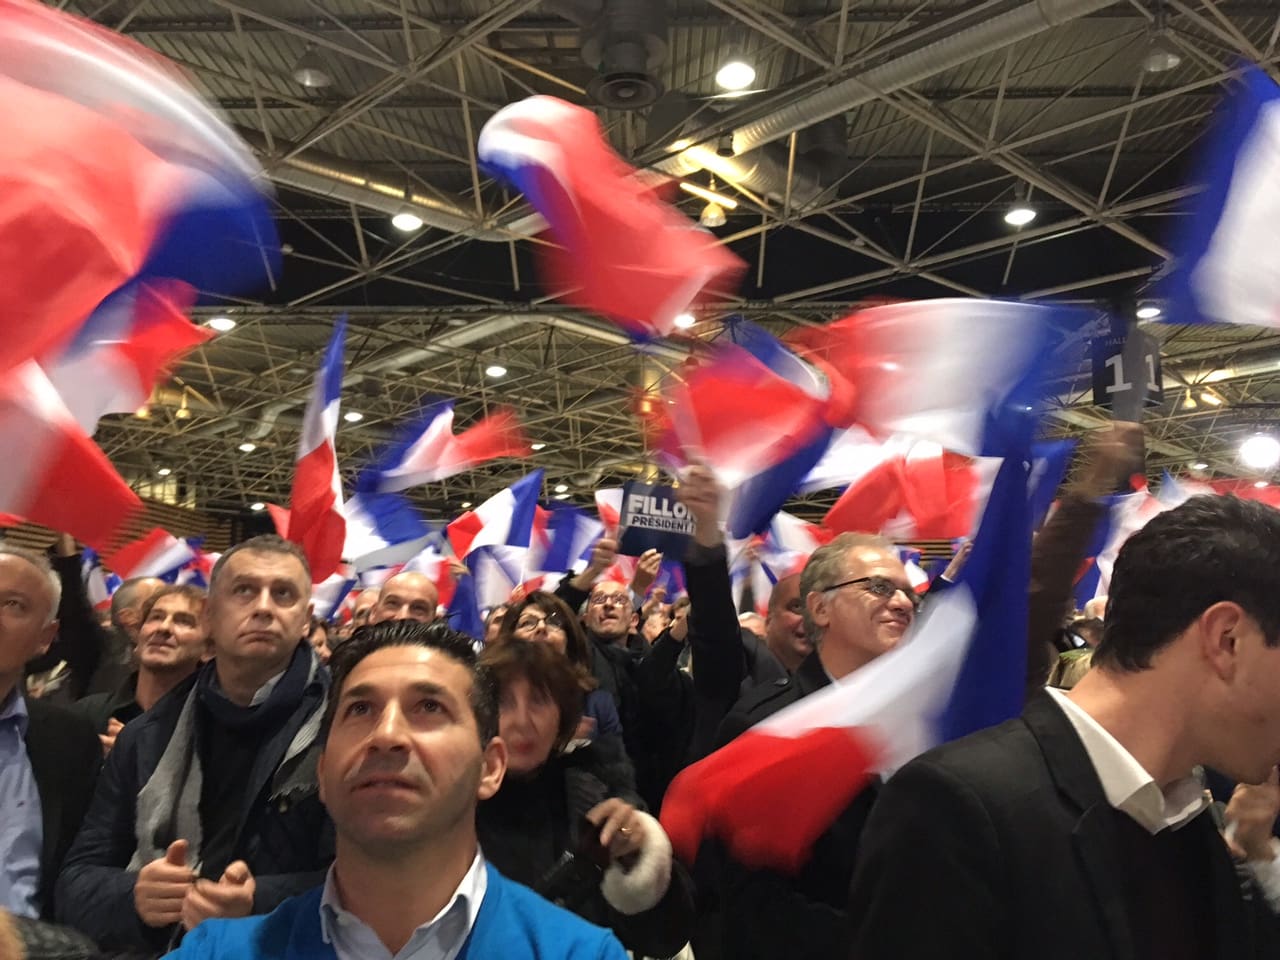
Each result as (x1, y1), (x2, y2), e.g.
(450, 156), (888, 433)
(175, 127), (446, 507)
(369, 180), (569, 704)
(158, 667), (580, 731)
(495, 590), (623, 743)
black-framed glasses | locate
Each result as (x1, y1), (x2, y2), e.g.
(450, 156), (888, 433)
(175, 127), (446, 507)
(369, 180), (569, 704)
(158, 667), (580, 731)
(824, 575), (922, 611)
(587, 591), (632, 608)
(515, 611), (566, 632)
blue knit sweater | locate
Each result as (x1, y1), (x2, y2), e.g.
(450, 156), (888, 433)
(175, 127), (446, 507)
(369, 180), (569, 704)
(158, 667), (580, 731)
(164, 862), (628, 960)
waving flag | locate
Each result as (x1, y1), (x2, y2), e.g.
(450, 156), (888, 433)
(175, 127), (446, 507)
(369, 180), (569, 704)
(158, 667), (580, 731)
(478, 95), (744, 341)
(82, 548), (120, 611)
(358, 401), (528, 494)
(106, 527), (197, 581)
(661, 424), (1037, 871)
(402, 539), (460, 610)
(532, 504), (604, 575)
(824, 442), (990, 540)
(0, 363), (141, 550)
(0, 0), (278, 377)
(342, 492), (432, 572)
(312, 567), (357, 622)
(447, 471), (545, 558)
(1167, 67), (1280, 328)
(789, 299), (1070, 455)
(288, 318), (347, 582)
(44, 281), (209, 434)
(595, 488), (624, 535)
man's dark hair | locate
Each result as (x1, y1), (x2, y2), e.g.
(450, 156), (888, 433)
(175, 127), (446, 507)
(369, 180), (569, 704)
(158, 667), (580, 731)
(1095, 495), (1280, 672)
(322, 619), (498, 744)
(138, 584), (207, 624)
(209, 534), (311, 592)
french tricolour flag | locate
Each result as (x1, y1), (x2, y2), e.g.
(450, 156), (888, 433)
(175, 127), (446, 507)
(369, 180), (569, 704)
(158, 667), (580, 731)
(106, 527), (197, 581)
(312, 567), (357, 622)
(447, 470), (545, 559)
(1167, 66), (1280, 328)
(341, 492), (432, 572)
(287, 318), (347, 582)
(0, 363), (142, 550)
(359, 401), (528, 494)
(43, 281), (210, 435)
(0, 0), (278, 377)
(660, 432), (1036, 871)
(478, 95), (744, 341)
(82, 548), (120, 611)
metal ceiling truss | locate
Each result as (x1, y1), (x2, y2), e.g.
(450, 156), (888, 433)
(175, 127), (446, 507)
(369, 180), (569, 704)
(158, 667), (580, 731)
(56, 0), (1280, 520)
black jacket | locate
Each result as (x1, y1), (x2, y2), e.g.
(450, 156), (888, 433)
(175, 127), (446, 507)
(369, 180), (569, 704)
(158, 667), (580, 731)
(711, 652), (878, 960)
(682, 541), (787, 763)
(25, 554), (115, 703)
(848, 692), (1279, 959)
(55, 656), (334, 952)
(477, 742), (695, 958)
(23, 697), (102, 920)
(73, 670), (143, 734)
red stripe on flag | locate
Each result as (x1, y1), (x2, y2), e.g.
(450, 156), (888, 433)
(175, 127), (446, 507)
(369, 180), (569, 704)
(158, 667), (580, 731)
(660, 726), (880, 873)
(289, 443), (345, 581)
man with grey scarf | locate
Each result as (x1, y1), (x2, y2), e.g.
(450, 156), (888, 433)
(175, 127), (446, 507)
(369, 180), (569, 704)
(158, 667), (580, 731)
(56, 535), (333, 956)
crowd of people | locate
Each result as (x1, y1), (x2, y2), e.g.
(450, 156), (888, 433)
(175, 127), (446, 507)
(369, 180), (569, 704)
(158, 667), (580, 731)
(4, 424), (1280, 960)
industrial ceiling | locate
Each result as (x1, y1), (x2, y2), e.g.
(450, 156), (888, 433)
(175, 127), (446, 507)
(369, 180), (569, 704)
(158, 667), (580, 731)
(57, 0), (1280, 520)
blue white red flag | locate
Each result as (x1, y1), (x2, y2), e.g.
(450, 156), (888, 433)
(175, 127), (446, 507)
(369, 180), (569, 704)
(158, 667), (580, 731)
(478, 95), (744, 340)
(662, 418), (1038, 871)
(106, 527), (197, 581)
(287, 318), (347, 582)
(0, 363), (142, 550)
(358, 401), (528, 494)
(447, 471), (545, 558)
(81, 548), (119, 611)
(1166, 66), (1280, 328)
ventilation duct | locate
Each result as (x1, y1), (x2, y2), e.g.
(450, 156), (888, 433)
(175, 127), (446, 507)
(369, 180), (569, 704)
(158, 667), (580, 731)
(549, 0), (668, 110)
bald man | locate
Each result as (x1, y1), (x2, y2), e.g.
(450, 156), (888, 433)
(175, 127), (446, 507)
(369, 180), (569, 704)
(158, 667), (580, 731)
(369, 572), (439, 625)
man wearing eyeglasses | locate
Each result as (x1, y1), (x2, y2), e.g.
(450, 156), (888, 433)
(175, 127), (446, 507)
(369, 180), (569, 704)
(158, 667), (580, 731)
(712, 532), (917, 960)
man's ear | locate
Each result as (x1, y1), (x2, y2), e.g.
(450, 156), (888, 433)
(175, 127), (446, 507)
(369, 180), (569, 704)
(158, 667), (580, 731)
(34, 619), (57, 660)
(1199, 601), (1247, 682)
(806, 589), (831, 635)
(316, 750), (327, 807)
(478, 736), (507, 801)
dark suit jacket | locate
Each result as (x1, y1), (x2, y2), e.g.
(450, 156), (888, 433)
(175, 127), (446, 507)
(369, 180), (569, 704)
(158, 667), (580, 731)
(23, 697), (102, 920)
(711, 653), (879, 960)
(848, 692), (1278, 960)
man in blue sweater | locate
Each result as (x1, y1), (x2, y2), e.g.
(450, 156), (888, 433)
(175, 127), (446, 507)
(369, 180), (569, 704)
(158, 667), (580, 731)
(164, 619), (627, 960)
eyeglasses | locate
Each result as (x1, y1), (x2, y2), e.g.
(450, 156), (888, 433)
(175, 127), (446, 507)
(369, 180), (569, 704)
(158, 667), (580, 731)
(515, 612), (566, 632)
(587, 592), (632, 609)
(824, 576), (922, 612)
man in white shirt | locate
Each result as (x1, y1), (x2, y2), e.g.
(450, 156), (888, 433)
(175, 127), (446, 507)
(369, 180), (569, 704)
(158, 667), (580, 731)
(849, 493), (1280, 960)
(163, 619), (628, 960)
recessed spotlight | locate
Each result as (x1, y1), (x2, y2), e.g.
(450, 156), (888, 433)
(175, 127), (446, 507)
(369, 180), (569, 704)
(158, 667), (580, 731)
(134, 405), (151, 419)
(238, 442), (256, 453)
(1004, 204), (1036, 227)
(206, 316), (236, 332)
(673, 312), (696, 329)
(715, 59), (756, 91)
(554, 493), (570, 501)
(554, 483), (569, 494)
(343, 411), (364, 423)
(1136, 304), (1162, 320)
(461, 501), (473, 509)
(250, 501), (266, 511)
(1256, 480), (1269, 489)
(1241, 434), (1280, 470)
(392, 210), (424, 232)
(1191, 462), (1208, 471)
(530, 442), (546, 451)
(485, 364), (507, 378)
(157, 467), (172, 477)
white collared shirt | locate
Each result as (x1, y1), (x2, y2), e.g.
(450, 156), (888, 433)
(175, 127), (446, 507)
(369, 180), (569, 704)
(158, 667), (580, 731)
(1045, 687), (1208, 834)
(319, 851), (487, 960)
(1046, 688), (1280, 909)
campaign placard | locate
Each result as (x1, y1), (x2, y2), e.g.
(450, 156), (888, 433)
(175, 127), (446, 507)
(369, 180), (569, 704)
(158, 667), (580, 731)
(617, 480), (695, 556)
